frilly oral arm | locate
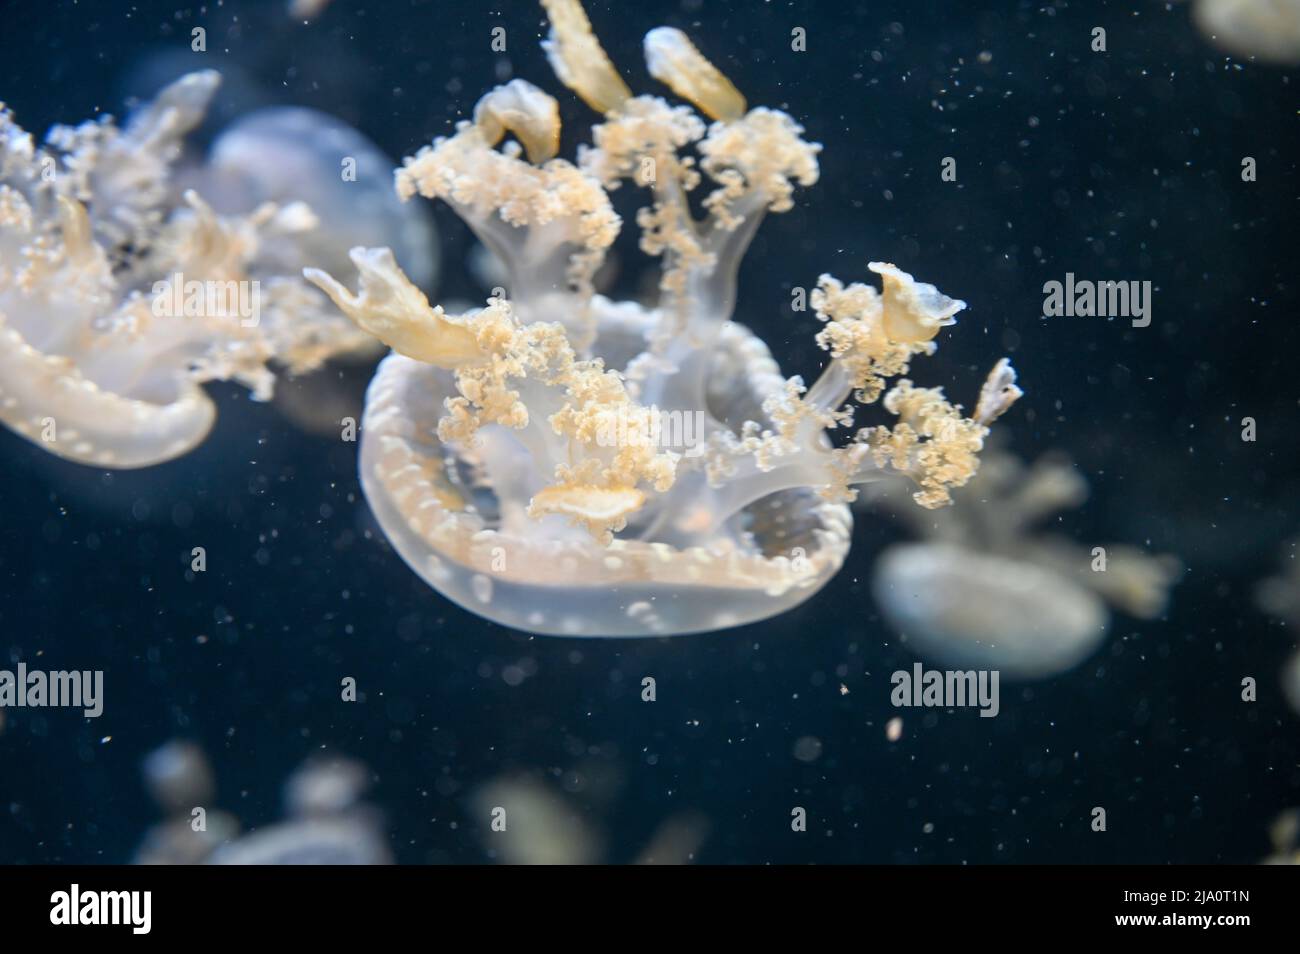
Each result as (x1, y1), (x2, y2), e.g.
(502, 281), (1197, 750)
(551, 14), (821, 356)
(643, 27), (746, 122)
(540, 0), (632, 115)
(973, 356), (1023, 425)
(804, 262), (969, 417)
(698, 263), (1020, 514)
(473, 80), (562, 165)
(393, 80), (619, 346)
(851, 363), (1020, 510)
(304, 248), (678, 544)
(305, 247), (483, 368)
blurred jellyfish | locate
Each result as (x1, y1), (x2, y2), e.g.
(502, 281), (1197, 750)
(0, 72), (381, 467)
(190, 106), (439, 438)
(135, 741), (240, 865)
(1262, 809), (1300, 864)
(472, 776), (602, 865)
(284, 756), (371, 816)
(207, 814), (390, 865)
(633, 812), (710, 865)
(289, 0), (334, 21)
(212, 756), (389, 865)
(472, 769), (709, 865)
(868, 447), (1181, 679)
(142, 740), (215, 813)
(194, 107), (438, 292)
(1191, 0), (1300, 65)
(1256, 541), (1300, 713)
(133, 744), (390, 865)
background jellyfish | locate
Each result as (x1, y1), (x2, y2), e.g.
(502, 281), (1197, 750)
(1189, 0), (1300, 64)
(0, 71), (417, 468)
(473, 772), (709, 864)
(1256, 541), (1300, 713)
(191, 106), (439, 294)
(305, 0), (1020, 637)
(1262, 810), (1300, 864)
(134, 742), (389, 865)
(134, 741), (240, 864)
(189, 105), (441, 438)
(868, 448), (1182, 678)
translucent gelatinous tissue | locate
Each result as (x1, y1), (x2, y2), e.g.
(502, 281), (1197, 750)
(134, 743), (388, 865)
(0, 72), (380, 467)
(195, 105), (439, 292)
(307, 0), (1022, 636)
(869, 449), (1181, 678)
(1257, 543), (1300, 713)
(1191, 0), (1300, 65)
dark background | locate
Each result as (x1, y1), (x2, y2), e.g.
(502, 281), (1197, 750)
(0, 0), (1296, 863)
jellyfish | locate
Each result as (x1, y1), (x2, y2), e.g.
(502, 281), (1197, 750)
(473, 776), (603, 865)
(1256, 541), (1300, 713)
(134, 740), (240, 865)
(0, 71), (378, 468)
(194, 105), (438, 292)
(208, 756), (390, 865)
(472, 770), (709, 864)
(133, 744), (389, 865)
(1263, 809), (1300, 864)
(1191, 0), (1300, 65)
(188, 105), (440, 437)
(305, 0), (1021, 636)
(868, 449), (1182, 678)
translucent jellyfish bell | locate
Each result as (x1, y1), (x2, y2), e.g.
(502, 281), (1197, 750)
(198, 107), (438, 290)
(357, 313), (854, 636)
(865, 448), (1180, 678)
(1191, 0), (1300, 65)
(873, 543), (1109, 679)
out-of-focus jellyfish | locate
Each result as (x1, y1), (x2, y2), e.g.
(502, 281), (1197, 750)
(133, 744), (390, 865)
(1256, 541), (1300, 713)
(185, 104), (441, 438)
(634, 812), (710, 865)
(472, 776), (602, 865)
(869, 449), (1181, 679)
(305, 0), (1022, 636)
(472, 771), (708, 864)
(1191, 0), (1300, 65)
(289, 0), (333, 21)
(1263, 809), (1300, 864)
(194, 106), (438, 291)
(0, 72), (378, 468)
(142, 740), (216, 814)
(134, 741), (240, 865)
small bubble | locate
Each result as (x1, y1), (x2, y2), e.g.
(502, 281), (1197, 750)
(793, 736), (823, 763)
